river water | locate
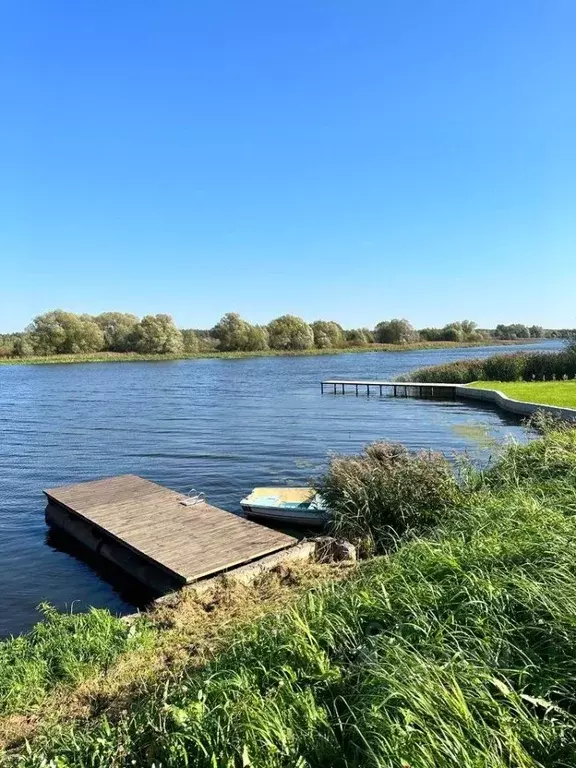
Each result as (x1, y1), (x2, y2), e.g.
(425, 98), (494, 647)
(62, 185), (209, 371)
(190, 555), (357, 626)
(0, 341), (559, 636)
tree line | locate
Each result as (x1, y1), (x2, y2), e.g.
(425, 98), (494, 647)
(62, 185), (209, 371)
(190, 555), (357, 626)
(0, 311), (571, 358)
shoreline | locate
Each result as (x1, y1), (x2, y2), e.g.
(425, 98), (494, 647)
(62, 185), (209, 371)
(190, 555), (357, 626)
(0, 338), (542, 366)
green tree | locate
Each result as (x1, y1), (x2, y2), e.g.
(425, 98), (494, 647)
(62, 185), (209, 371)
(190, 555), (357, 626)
(344, 329), (370, 346)
(443, 327), (461, 342)
(441, 322), (464, 342)
(29, 311), (105, 354)
(374, 319), (417, 344)
(181, 329), (200, 353)
(460, 320), (475, 338)
(212, 313), (253, 351)
(418, 327), (442, 342)
(28, 312), (66, 354)
(244, 325), (269, 351)
(311, 321), (345, 349)
(95, 312), (139, 351)
(267, 315), (314, 350)
(134, 314), (183, 354)
(529, 325), (544, 339)
(12, 335), (34, 357)
(493, 323), (530, 340)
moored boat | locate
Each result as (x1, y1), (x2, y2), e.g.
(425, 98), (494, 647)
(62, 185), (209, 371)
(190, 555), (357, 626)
(240, 487), (329, 527)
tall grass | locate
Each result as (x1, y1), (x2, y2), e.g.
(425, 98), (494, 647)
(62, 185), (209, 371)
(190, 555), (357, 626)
(8, 427), (576, 767)
(408, 344), (576, 384)
(14, 490), (576, 767)
(0, 604), (151, 716)
(316, 441), (461, 553)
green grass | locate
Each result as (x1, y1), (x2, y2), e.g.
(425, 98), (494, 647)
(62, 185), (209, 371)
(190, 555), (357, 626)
(5, 427), (576, 766)
(0, 339), (536, 366)
(0, 604), (152, 716)
(470, 380), (576, 408)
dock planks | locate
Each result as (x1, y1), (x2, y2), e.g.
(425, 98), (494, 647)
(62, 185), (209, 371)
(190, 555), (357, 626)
(44, 475), (297, 586)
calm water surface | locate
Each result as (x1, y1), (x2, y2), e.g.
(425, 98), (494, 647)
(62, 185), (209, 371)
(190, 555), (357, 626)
(0, 341), (559, 635)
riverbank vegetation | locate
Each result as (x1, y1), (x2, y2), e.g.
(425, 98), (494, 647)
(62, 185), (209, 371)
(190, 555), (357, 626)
(4, 423), (576, 765)
(408, 341), (576, 385)
(0, 311), (569, 362)
(0, 339), (541, 366)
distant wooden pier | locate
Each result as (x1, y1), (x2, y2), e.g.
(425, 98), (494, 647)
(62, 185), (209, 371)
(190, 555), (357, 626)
(320, 380), (457, 398)
(44, 475), (297, 594)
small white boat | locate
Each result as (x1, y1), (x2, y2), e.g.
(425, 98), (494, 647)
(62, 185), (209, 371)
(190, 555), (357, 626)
(240, 487), (329, 527)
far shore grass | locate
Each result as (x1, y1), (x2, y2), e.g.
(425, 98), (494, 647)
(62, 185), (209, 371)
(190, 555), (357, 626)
(469, 379), (576, 408)
(0, 338), (538, 366)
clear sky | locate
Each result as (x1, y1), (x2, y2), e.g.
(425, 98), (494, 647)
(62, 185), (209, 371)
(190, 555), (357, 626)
(1, 1), (574, 332)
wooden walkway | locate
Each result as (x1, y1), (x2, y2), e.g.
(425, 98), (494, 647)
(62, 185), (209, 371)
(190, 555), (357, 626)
(321, 380), (456, 397)
(44, 475), (297, 588)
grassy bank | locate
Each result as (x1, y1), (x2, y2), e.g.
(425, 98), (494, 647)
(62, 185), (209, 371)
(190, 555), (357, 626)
(469, 380), (576, 408)
(0, 562), (347, 754)
(4, 426), (576, 765)
(0, 339), (539, 366)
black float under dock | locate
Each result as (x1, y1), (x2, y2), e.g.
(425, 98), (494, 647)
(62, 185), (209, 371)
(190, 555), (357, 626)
(44, 475), (297, 594)
(320, 380), (457, 398)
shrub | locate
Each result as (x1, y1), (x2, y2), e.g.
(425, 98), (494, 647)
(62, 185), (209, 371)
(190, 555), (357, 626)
(316, 442), (461, 552)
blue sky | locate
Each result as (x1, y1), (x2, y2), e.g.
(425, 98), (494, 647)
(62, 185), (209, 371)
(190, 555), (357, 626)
(1, 1), (574, 332)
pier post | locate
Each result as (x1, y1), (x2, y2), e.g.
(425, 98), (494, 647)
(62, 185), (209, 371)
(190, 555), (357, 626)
(321, 382), (324, 394)
(341, 383), (345, 394)
(366, 384), (370, 396)
(379, 385), (383, 396)
(394, 385), (397, 397)
(355, 384), (359, 396)
(333, 383), (336, 394)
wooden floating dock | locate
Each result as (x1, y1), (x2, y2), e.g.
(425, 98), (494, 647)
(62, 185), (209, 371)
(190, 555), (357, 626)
(44, 475), (297, 594)
(321, 380), (456, 397)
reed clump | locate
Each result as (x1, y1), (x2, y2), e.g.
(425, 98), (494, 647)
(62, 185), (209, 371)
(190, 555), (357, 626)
(316, 441), (461, 553)
(408, 343), (576, 384)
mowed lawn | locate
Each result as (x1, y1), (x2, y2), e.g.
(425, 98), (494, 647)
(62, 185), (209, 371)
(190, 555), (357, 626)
(470, 380), (576, 408)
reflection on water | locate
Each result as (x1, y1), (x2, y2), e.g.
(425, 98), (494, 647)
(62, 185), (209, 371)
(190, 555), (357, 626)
(0, 340), (558, 635)
(450, 423), (503, 451)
